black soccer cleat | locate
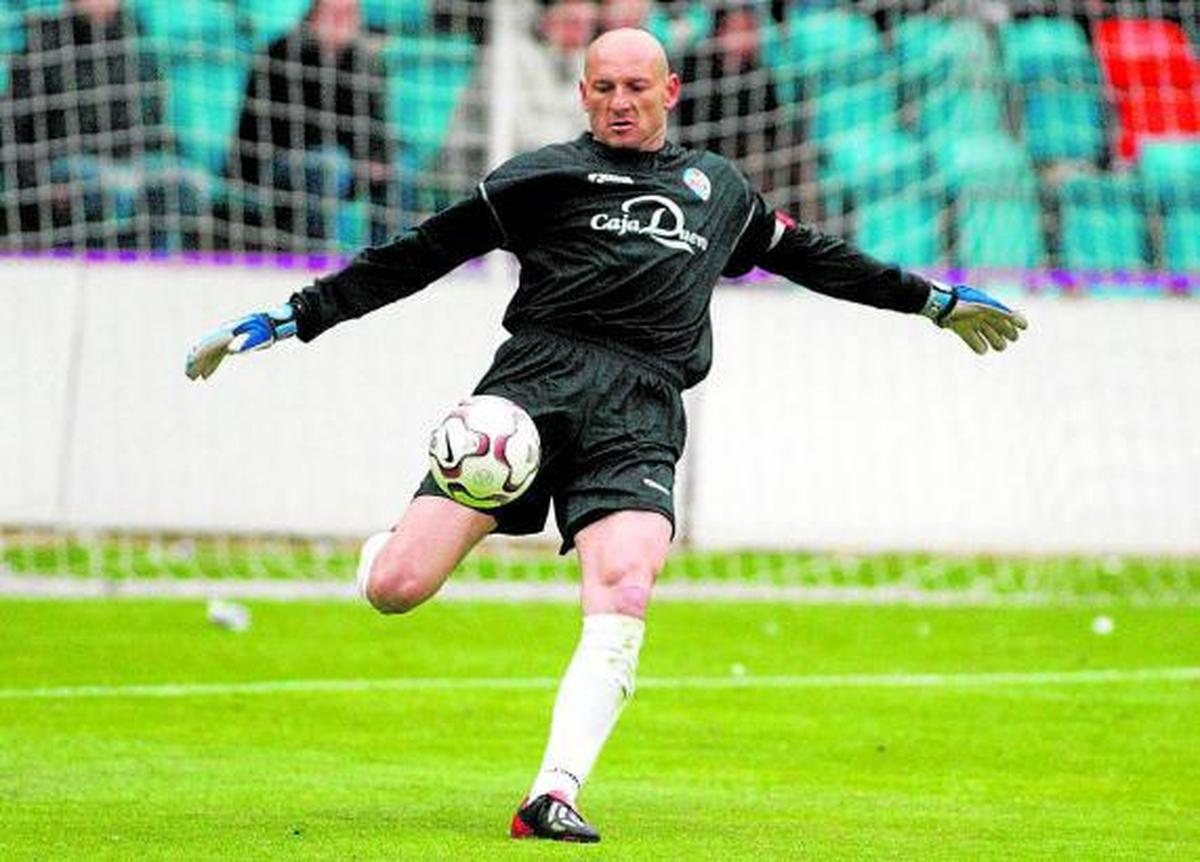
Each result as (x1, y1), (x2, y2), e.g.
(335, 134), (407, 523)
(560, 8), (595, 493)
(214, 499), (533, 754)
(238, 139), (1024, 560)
(509, 792), (601, 843)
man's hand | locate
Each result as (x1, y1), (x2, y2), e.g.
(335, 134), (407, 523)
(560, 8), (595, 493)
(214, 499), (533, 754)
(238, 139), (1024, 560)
(922, 283), (1028, 355)
(185, 302), (298, 381)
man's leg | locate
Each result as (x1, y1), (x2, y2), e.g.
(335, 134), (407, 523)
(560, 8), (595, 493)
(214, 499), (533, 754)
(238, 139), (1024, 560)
(513, 510), (671, 841)
(358, 496), (495, 614)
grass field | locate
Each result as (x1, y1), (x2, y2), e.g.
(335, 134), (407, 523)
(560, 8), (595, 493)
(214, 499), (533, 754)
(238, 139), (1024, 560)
(2, 598), (1198, 859)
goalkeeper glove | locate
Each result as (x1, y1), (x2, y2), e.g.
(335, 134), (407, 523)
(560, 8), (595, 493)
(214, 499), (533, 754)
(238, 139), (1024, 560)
(185, 302), (298, 381)
(921, 283), (1028, 355)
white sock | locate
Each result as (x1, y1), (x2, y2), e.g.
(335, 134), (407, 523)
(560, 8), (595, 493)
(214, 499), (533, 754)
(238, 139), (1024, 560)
(355, 531), (392, 601)
(527, 613), (646, 806)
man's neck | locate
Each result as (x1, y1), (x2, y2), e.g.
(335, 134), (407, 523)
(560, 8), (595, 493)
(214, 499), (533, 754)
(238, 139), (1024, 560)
(590, 134), (667, 154)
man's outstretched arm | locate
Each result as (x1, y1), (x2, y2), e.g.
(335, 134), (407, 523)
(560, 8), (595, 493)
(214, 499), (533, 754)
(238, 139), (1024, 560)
(185, 194), (502, 380)
(729, 203), (1028, 354)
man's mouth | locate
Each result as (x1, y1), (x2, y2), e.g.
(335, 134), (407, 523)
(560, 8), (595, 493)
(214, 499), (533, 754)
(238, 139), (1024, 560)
(609, 117), (636, 133)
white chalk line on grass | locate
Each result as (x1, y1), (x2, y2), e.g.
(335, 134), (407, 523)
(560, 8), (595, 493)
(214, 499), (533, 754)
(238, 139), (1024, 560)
(3, 667), (1198, 701)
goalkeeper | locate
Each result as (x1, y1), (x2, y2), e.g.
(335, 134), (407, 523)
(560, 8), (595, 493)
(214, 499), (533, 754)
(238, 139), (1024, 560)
(186, 28), (1027, 844)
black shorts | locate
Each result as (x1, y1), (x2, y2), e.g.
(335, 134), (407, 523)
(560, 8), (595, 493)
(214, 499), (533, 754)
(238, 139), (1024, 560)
(417, 328), (687, 552)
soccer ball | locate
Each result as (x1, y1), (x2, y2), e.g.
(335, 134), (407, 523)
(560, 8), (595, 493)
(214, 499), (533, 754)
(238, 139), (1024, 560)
(428, 395), (541, 509)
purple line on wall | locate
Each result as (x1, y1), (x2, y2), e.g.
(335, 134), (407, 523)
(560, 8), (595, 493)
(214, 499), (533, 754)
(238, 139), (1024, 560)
(0, 249), (1194, 294)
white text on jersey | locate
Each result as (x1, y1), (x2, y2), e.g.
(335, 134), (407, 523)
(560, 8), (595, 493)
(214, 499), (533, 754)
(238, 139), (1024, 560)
(589, 194), (710, 254)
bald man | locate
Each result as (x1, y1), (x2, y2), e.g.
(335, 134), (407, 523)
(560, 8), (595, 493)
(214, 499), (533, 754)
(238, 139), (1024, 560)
(186, 28), (1027, 842)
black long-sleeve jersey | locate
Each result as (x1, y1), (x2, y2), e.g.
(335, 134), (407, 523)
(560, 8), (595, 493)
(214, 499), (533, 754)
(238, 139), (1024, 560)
(291, 133), (935, 389)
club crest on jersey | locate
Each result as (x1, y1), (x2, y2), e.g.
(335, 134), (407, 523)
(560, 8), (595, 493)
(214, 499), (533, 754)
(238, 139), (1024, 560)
(682, 167), (711, 202)
(589, 194), (710, 254)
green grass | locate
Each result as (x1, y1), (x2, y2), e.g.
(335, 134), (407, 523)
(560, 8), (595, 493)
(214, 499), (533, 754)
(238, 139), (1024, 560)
(2, 599), (1198, 859)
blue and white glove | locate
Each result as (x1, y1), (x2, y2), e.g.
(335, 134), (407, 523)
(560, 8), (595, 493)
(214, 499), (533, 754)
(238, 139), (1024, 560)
(921, 282), (1028, 355)
(184, 302), (298, 380)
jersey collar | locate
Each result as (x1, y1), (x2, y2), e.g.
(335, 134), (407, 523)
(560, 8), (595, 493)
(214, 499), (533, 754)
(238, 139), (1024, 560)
(579, 133), (685, 169)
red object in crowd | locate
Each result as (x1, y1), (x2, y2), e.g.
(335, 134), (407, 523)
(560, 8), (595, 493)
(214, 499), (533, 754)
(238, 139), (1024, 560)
(1093, 18), (1200, 160)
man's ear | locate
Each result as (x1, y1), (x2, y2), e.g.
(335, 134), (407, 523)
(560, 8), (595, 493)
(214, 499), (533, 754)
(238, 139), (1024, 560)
(664, 72), (681, 110)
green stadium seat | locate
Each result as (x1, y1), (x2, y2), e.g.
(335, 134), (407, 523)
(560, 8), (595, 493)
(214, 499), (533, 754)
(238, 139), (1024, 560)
(916, 86), (1008, 140)
(165, 60), (252, 174)
(767, 9), (883, 100)
(361, 0), (428, 34)
(0, 0), (22, 45)
(134, 0), (249, 174)
(0, 2), (20, 94)
(1000, 18), (1097, 85)
(856, 193), (942, 267)
(646, 2), (711, 52)
(239, 0), (311, 48)
(896, 19), (1007, 144)
(810, 81), (898, 148)
(134, 0), (238, 46)
(998, 18), (1105, 165)
(384, 33), (476, 173)
(935, 133), (1035, 195)
(1163, 207), (1200, 272)
(6, 0), (63, 14)
(894, 16), (997, 90)
(1138, 141), (1200, 271)
(1021, 89), (1105, 163)
(819, 129), (928, 217)
(955, 180), (1046, 268)
(0, 2), (64, 92)
(1058, 174), (1149, 271)
(1138, 140), (1200, 204)
(335, 198), (369, 251)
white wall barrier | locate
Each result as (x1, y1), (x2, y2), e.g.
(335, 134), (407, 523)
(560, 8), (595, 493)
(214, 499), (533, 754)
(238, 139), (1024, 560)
(4, 258), (1199, 553)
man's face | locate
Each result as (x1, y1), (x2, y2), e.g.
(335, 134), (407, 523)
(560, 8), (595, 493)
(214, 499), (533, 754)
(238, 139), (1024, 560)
(599, 0), (650, 30)
(717, 10), (761, 65)
(310, 0), (361, 51)
(542, 0), (597, 52)
(76, 0), (122, 22)
(580, 35), (680, 151)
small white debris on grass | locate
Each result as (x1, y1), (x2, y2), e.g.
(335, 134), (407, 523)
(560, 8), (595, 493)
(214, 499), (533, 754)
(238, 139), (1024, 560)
(207, 599), (252, 632)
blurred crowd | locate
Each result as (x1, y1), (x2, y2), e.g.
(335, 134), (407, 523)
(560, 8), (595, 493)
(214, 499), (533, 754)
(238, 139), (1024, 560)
(0, 0), (1195, 256)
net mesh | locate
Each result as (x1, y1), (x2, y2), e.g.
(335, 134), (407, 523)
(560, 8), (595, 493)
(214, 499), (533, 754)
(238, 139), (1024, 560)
(2, 0), (1199, 603)
(1, 0), (1196, 261)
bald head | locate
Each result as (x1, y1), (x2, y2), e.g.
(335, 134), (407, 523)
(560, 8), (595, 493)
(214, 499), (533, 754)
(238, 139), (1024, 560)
(580, 28), (680, 151)
(584, 27), (669, 79)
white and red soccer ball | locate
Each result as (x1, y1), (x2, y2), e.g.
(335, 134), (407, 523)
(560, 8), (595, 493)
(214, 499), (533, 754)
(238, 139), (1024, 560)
(428, 395), (541, 509)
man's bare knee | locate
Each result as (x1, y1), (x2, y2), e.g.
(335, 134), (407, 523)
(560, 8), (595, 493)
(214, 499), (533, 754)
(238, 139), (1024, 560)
(586, 558), (658, 618)
(609, 580), (653, 618)
(359, 497), (495, 615)
(365, 552), (442, 614)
